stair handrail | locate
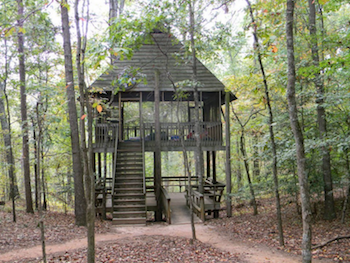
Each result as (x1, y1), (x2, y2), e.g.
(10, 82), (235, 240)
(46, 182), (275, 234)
(111, 124), (119, 196)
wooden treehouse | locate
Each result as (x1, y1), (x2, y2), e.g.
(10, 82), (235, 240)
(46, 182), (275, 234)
(91, 32), (236, 225)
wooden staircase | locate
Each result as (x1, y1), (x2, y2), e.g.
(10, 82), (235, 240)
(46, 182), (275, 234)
(112, 141), (146, 225)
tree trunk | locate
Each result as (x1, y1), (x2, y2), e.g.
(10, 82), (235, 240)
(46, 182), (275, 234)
(75, 1), (95, 261)
(246, 0), (284, 245)
(240, 131), (258, 215)
(189, 0), (204, 194)
(33, 122), (39, 210)
(286, 1), (312, 262)
(17, 0), (33, 214)
(308, 0), (335, 220)
(154, 70), (162, 222)
(60, 0), (86, 226)
(225, 92), (232, 217)
(36, 98), (47, 263)
(0, 82), (16, 222)
(236, 137), (242, 189)
(341, 148), (350, 224)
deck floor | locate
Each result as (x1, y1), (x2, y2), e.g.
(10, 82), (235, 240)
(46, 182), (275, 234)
(99, 192), (200, 224)
(168, 192), (200, 224)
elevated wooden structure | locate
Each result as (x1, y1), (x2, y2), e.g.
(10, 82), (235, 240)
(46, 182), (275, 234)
(91, 31), (236, 225)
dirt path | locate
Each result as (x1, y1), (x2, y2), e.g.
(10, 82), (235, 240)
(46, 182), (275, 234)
(0, 223), (332, 263)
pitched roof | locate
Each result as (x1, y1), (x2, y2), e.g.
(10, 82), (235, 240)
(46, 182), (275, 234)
(90, 32), (226, 92)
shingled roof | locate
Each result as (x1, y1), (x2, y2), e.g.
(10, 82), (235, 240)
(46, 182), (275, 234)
(90, 32), (226, 92)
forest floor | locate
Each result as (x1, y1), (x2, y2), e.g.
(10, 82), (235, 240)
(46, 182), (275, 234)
(0, 196), (348, 262)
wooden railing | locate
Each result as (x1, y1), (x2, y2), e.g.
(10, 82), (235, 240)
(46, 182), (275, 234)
(142, 122), (222, 147)
(111, 127), (119, 195)
(160, 186), (171, 224)
(145, 176), (199, 193)
(94, 123), (119, 148)
(186, 188), (205, 221)
(95, 177), (113, 218)
(185, 179), (225, 221)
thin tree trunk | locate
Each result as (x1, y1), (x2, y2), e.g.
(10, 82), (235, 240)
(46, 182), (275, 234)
(36, 99), (46, 263)
(236, 137), (242, 189)
(17, 0), (33, 214)
(246, 0), (284, 245)
(60, 0), (86, 226)
(75, 0), (94, 261)
(0, 82), (16, 222)
(152, 32), (196, 241)
(286, 1), (312, 262)
(341, 148), (350, 223)
(308, 0), (335, 220)
(189, 0), (204, 194)
(33, 122), (39, 210)
(240, 131), (258, 215)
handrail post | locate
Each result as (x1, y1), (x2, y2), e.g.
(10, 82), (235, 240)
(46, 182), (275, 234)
(200, 195), (205, 221)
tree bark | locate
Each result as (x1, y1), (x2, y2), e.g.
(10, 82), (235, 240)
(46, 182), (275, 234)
(286, 1), (312, 262)
(246, 0), (284, 245)
(60, 0), (86, 226)
(308, 0), (335, 220)
(17, 0), (34, 214)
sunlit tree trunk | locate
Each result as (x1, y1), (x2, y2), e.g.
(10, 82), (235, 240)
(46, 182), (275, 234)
(286, 1), (312, 261)
(60, 0), (86, 226)
(75, 0), (94, 261)
(246, 0), (284, 246)
(17, 0), (33, 214)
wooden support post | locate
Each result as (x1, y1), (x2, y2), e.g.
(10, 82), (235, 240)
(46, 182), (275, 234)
(154, 70), (162, 221)
(206, 151), (210, 179)
(225, 91), (232, 217)
(212, 151), (217, 183)
(98, 153), (102, 179)
(92, 152), (96, 176)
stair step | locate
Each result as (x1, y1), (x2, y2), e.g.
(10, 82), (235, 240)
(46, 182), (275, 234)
(116, 167), (143, 171)
(112, 217), (146, 225)
(114, 204), (145, 210)
(113, 211), (145, 218)
(113, 197), (145, 203)
(115, 174), (143, 178)
(114, 182), (143, 187)
(114, 193), (144, 197)
(115, 187), (143, 193)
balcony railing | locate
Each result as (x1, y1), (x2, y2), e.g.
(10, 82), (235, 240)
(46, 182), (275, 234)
(142, 122), (223, 147)
(94, 122), (223, 149)
(94, 123), (119, 149)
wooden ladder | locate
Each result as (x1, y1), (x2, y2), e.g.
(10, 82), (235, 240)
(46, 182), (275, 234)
(112, 141), (146, 225)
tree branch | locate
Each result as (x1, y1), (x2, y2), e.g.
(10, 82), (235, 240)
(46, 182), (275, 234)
(312, 235), (350, 250)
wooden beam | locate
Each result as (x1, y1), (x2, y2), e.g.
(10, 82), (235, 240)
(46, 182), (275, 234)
(225, 91), (232, 217)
